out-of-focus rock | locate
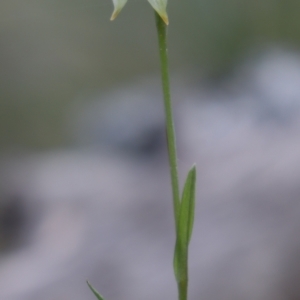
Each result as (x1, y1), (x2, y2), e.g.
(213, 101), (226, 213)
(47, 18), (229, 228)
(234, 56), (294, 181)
(68, 78), (167, 159)
(1, 47), (300, 300)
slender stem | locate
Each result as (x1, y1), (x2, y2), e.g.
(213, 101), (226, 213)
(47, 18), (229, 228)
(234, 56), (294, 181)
(154, 12), (180, 231)
(178, 253), (188, 300)
(155, 12), (190, 300)
(179, 279), (188, 300)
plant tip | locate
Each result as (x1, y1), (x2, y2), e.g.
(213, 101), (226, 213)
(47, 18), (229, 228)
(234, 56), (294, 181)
(110, 0), (128, 21)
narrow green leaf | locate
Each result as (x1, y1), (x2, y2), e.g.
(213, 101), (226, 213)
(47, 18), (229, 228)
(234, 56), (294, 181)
(179, 165), (196, 247)
(173, 166), (197, 282)
(148, 0), (169, 25)
(173, 236), (190, 283)
(87, 281), (106, 300)
(110, 0), (128, 20)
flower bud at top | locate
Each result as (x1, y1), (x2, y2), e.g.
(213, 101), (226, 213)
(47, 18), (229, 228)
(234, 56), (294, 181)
(110, 0), (169, 25)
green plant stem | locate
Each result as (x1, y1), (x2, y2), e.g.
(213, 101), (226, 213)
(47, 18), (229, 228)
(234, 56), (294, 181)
(155, 11), (188, 300)
(154, 12), (180, 230)
(179, 278), (188, 300)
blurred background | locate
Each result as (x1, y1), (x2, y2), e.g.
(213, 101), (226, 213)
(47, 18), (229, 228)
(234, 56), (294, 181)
(1, 1), (300, 300)
(1, 0), (300, 151)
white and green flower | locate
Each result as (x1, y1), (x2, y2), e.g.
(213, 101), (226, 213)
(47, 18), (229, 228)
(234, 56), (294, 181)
(110, 0), (169, 24)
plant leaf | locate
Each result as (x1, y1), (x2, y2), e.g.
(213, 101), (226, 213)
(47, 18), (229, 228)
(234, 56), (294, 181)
(179, 165), (196, 247)
(110, 0), (128, 20)
(87, 281), (106, 300)
(173, 165), (197, 282)
(148, 0), (169, 25)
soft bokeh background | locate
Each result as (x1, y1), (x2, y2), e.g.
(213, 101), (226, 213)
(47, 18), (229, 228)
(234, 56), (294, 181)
(1, 0), (300, 151)
(1, 2), (300, 300)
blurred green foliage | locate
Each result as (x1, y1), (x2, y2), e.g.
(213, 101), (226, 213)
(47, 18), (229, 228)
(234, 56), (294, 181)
(0, 0), (300, 150)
